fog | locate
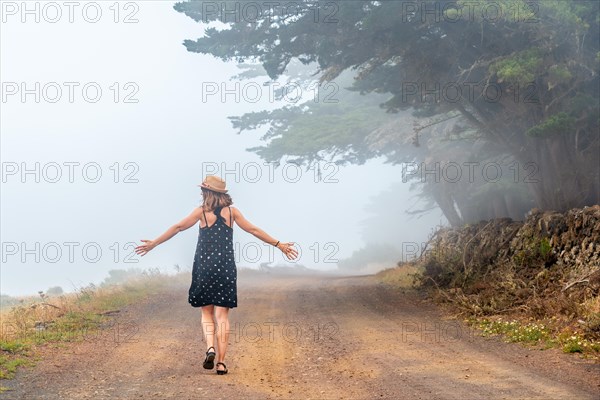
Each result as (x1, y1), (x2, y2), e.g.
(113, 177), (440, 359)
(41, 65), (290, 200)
(1, 1), (444, 296)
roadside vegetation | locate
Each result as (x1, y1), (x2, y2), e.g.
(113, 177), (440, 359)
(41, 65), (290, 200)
(377, 206), (600, 359)
(0, 265), (267, 393)
(0, 267), (186, 392)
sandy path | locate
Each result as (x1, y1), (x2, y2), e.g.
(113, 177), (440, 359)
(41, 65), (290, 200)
(3, 273), (599, 399)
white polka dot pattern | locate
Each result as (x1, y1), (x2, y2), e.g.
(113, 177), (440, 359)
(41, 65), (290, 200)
(188, 206), (237, 308)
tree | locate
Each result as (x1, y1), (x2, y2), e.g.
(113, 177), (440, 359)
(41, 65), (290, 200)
(101, 268), (143, 286)
(46, 286), (64, 296)
(176, 0), (600, 218)
(230, 65), (535, 225)
(338, 242), (401, 272)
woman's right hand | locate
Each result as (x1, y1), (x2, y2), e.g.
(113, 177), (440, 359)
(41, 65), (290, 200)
(135, 239), (156, 257)
(277, 242), (299, 260)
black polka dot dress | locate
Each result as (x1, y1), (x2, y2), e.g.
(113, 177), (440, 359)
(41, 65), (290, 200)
(188, 206), (237, 308)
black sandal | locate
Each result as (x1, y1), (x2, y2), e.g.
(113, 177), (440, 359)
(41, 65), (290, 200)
(216, 362), (228, 375)
(203, 346), (216, 369)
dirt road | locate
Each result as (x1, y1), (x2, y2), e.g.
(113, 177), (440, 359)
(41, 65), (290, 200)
(3, 273), (599, 399)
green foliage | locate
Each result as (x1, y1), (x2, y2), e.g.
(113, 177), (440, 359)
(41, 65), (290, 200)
(539, 0), (593, 29)
(472, 318), (600, 356)
(512, 235), (554, 266)
(176, 0), (600, 215)
(558, 331), (600, 354)
(230, 68), (399, 165)
(246, 100), (387, 165)
(548, 65), (572, 83)
(456, 0), (536, 23)
(0, 341), (29, 354)
(478, 319), (551, 343)
(0, 356), (29, 380)
(0, 340), (31, 380)
(538, 237), (552, 259)
(489, 48), (543, 85)
(547, 65), (573, 90)
(525, 112), (576, 137)
(562, 338), (585, 353)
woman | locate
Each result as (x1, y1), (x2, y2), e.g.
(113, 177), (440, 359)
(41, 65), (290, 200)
(135, 175), (298, 375)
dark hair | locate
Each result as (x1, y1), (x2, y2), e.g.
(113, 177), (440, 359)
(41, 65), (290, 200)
(201, 188), (233, 212)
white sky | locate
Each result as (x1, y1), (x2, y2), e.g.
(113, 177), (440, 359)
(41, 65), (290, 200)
(0, 1), (444, 296)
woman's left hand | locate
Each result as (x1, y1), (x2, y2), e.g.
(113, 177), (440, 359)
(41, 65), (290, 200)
(277, 242), (299, 260)
(135, 239), (156, 257)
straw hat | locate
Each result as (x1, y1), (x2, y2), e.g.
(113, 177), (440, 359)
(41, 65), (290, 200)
(198, 175), (228, 193)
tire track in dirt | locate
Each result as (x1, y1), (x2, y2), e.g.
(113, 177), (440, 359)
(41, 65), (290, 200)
(310, 276), (599, 400)
(2, 273), (599, 399)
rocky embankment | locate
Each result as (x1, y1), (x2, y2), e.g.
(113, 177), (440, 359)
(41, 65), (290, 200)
(412, 205), (600, 340)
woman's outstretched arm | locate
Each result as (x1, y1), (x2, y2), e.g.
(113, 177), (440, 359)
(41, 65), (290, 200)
(135, 207), (203, 257)
(231, 207), (298, 260)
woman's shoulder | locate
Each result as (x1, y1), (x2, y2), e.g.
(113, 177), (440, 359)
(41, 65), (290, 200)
(199, 205), (233, 213)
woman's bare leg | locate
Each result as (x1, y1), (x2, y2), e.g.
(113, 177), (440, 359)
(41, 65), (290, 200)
(201, 305), (216, 351)
(214, 306), (230, 370)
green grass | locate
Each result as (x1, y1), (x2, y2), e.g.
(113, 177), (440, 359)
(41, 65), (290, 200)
(0, 338), (31, 380)
(476, 319), (552, 343)
(0, 386), (12, 394)
(0, 340), (30, 354)
(0, 271), (182, 381)
(469, 317), (600, 357)
(557, 331), (600, 354)
(0, 355), (30, 379)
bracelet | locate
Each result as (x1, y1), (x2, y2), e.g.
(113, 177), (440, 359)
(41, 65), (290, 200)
(274, 240), (280, 247)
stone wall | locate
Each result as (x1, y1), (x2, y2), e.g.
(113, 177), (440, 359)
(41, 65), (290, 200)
(412, 205), (600, 338)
